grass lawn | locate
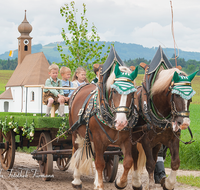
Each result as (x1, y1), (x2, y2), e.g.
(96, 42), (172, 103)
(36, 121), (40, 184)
(0, 70), (13, 94)
(177, 175), (200, 188)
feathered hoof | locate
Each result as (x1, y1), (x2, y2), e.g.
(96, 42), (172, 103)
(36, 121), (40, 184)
(114, 179), (127, 189)
(72, 183), (82, 189)
(161, 177), (174, 190)
(132, 185), (142, 190)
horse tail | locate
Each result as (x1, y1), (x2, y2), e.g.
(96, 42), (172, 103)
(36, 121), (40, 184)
(132, 143), (146, 173)
(137, 143), (146, 173)
(69, 134), (94, 175)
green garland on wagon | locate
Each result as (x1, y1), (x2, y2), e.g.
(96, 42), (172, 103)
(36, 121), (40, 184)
(56, 116), (70, 139)
(0, 116), (35, 142)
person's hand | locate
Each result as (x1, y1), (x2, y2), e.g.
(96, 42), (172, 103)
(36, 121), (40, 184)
(58, 94), (63, 98)
(65, 97), (70, 102)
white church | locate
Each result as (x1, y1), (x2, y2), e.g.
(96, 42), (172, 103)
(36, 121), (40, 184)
(0, 11), (63, 114)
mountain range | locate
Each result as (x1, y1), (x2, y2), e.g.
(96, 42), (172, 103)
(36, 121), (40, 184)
(1, 41), (200, 63)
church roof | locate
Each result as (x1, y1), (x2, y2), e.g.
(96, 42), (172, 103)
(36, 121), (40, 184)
(6, 52), (50, 87)
(0, 88), (13, 99)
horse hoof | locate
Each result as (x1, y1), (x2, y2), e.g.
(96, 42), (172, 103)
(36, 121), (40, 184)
(160, 177), (174, 190)
(132, 185), (142, 190)
(160, 176), (166, 187)
(72, 183), (82, 189)
(114, 180), (127, 189)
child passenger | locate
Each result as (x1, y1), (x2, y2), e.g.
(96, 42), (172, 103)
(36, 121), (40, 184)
(60, 66), (74, 103)
(72, 67), (88, 88)
(43, 64), (65, 117)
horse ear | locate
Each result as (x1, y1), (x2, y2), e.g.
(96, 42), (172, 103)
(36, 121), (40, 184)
(130, 66), (138, 80)
(172, 71), (180, 82)
(130, 66), (135, 71)
(188, 70), (199, 82)
(114, 63), (121, 77)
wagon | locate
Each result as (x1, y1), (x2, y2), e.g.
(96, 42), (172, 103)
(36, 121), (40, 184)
(0, 86), (122, 182)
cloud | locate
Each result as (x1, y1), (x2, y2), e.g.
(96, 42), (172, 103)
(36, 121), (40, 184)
(1, 0), (200, 55)
(130, 21), (200, 52)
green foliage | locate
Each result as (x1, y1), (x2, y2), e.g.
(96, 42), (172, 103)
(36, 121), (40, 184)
(56, 1), (111, 81)
(170, 55), (200, 75)
(22, 119), (35, 142)
(124, 58), (151, 74)
(56, 116), (70, 139)
(0, 58), (18, 70)
(0, 116), (34, 141)
(0, 112), (69, 129)
(176, 175), (200, 188)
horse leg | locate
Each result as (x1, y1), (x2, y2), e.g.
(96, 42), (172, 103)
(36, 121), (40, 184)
(70, 133), (94, 189)
(94, 148), (105, 190)
(71, 133), (83, 189)
(131, 144), (142, 190)
(115, 143), (133, 189)
(142, 142), (161, 190)
(72, 168), (82, 189)
(161, 140), (179, 190)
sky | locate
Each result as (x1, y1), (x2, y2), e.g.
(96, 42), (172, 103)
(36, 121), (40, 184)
(0, 0), (200, 55)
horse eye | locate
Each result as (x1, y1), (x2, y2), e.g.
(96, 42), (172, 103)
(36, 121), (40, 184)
(113, 89), (117, 94)
(175, 94), (180, 98)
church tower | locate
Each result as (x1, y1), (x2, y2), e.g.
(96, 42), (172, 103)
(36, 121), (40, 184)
(17, 10), (32, 65)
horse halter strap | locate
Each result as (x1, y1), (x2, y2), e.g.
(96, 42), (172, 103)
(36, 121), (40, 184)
(109, 88), (133, 116)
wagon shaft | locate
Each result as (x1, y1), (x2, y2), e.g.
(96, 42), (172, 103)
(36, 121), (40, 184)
(31, 149), (72, 155)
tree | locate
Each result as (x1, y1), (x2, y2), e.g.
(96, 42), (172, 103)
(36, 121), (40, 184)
(57, 1), (111, 81)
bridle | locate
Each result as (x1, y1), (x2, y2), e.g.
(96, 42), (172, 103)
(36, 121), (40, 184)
(96, 79), (138, 131)
(109, 88), (134, 117)
(109, 77), (136, 120)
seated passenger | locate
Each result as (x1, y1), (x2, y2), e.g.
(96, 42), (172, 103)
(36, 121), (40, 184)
(72, 67), (88, 88)
(60, 66), (74, 104)
(43, 64), (65, 117)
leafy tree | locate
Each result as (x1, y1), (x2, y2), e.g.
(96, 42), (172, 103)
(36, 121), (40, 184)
(0, 58), (18, 70)
(57, 1), (111, 81)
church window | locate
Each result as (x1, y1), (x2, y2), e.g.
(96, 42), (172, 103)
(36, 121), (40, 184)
(31, 91), (34, 101)
(24, 45), (28, 51)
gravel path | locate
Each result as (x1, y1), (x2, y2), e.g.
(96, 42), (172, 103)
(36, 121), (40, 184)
(0, 152), (200, 190)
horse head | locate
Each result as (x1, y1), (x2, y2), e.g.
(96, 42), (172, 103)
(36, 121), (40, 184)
(106, 63), (138, 131)
(151, 68), (198, 132)
(170, 70), (198, 131)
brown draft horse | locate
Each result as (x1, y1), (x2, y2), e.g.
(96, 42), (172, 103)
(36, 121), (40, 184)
(131, 67), (198, 190)
(68, 64), (140, 190)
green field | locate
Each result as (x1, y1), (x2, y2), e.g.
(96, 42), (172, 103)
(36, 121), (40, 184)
(0, 70), (13, 94)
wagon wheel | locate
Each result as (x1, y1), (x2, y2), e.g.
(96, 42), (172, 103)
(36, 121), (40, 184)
(38, 132), (53, 181)
(0, 130), (15, 170)
(103, 155), (119, 183)
(56, 156), (71, 171)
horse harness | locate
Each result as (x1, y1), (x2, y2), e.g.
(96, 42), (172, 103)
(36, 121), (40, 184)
(69, 82), (139, 147)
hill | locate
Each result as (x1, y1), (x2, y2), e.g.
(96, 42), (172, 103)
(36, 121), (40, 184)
(1, 41), (200, 63)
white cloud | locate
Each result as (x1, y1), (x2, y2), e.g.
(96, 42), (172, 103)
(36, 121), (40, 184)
(131, 21), (200, 52)
(1, 0), (200, 55)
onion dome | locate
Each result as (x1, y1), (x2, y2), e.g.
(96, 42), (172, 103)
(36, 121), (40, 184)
(18, 10), (32, 36)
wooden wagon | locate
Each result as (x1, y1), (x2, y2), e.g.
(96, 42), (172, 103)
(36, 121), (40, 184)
(0, 105), (122, 182)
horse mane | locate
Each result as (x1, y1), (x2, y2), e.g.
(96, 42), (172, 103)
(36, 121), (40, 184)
(106, 66), (134, 91)
(151, 68), (187, 95)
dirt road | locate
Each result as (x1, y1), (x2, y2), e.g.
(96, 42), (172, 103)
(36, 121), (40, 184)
(0, 152), (200, 190)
